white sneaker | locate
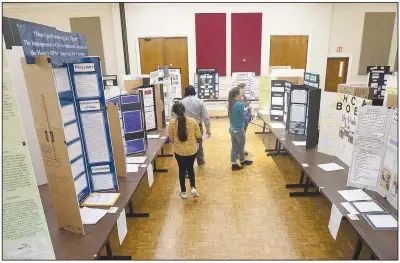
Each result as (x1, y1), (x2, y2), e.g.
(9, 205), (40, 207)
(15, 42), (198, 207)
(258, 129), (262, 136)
(180, 192), (187, 199)
(191, 187), (199, 198)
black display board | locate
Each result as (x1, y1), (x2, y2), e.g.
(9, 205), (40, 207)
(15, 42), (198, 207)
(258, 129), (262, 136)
(103, 75), (118, 88)
(367, 66), (391, 105)
(194, 68), (219, 99)
(270, 80), (286, 121)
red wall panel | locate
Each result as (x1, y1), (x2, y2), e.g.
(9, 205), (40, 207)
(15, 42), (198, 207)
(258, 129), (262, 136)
(195, 13), (226, 76)
(231, 13), (262, 76)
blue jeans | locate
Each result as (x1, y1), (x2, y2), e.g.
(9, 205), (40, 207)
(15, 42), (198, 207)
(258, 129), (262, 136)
(229, 127), (245, 164)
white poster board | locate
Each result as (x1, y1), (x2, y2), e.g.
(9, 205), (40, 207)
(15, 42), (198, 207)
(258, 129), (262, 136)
(3, 47), (55, 260)
(318, 92), (371, 166)
(232, 72), (256, 99)
(347, 107), (398, 208)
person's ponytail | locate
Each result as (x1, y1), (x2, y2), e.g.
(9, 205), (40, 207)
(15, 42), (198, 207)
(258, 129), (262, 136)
(172, 102), (188, 142)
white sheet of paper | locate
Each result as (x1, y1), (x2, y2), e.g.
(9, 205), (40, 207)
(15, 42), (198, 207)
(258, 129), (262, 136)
(126, 156), (147, 164)
(302, 163), (309, 167)
(74, 74), (100, 98)
(83, 192), (119, 206)
(67, 140), (83, 162)
(341, 202), (359, 215)
(270, 110), (283, 116)
(293, 141), (307, 146)
(272, 97), (284, 106)
(53, 68), (72, 93)
(367, 214), (398, 228)
(147, 134), (160, 139)
(147, 163), (154, 187)
(64, 122), (80, 143)
(61, 104), (76, 124)
(270, 123), (286, 129)
(71, 158), (85, 178)
(338, 189), (372, 202)
(74, 173), (88, 195)
(328, 204), (342, 240)
(108, 207), (118, 214)
(352, 201), (384, 213)
(91, 174), (115, 191)
(348, 214), (360, 220)
(117, 209), (128, 245)
(81, 112), (110, 164)
(291, 89), (307, 104)
(127, 164), (139, 173)
(290, 104), (306, 122)
(317, 163), (344, 171)
(80, 207), (108, 224)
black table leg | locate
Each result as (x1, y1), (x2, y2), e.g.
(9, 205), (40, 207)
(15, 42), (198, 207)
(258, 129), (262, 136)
(153, 159), (168, 173)
(267, 141), (288, 156)
(286, 170), (306, 188)
(265, 139), (278, 153)
(157, 147), (173, 158)
(352, 238), (363, 260)
(255, 122), (271, 134)
(126, 200), (149, 218)
(97, 240), (132, 260)
(289, 176), (320, 197)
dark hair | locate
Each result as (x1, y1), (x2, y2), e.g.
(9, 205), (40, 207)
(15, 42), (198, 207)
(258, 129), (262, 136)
(228, 88), (241, 118)
(172, 102), (187, 142)
(184, 85), (196, 97)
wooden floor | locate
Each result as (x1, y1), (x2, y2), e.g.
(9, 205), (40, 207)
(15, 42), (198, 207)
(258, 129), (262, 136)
(107, 118), (372, 260)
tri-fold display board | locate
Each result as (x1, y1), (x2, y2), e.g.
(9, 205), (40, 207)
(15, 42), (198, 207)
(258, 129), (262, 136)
(232, 72), (256, 99)
(194, 68), (219, 99)
(21, 56), (119, 234)
(348, 106), (398, 209)
(367, 66), (391, 105)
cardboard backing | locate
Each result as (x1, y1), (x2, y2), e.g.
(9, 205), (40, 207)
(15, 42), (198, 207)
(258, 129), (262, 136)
(106, 103), (127, 177)
(21, 56), (84, 235)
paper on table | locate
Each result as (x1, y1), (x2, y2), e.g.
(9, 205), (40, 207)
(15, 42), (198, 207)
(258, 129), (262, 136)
(117, 209), (128, 245)
(366, 214), (398, 228)
(269, 123), (286, 129)
(293, 141), (307, 146)
(82, 192), (120, 206)
(328, 204), (342, 240)
(147, 134), (160, 139)
(341, 202), (359, 215)
(126, 156), (147, 164)
(317, 163), (344, 172)
(352, 201), (384, 213)
(338, 189), (372, 202)
(79, 207), (108, 224)
(147, 163), (154, 187)
(127, 164), (139, 173)
(108, 207), (118, 213)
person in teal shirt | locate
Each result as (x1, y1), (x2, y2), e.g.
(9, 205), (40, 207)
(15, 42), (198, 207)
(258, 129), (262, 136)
(228, 88), (253, 171)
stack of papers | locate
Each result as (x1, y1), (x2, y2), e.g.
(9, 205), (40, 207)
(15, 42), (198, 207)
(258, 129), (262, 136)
(293, 141), (306, 146)
(127, 164), (139, 173)
(270, 123), (286, 129)
(352, 201), (384, 213)
(338, 189), (372, 202)
(82, 192), (120, 207)
(147, 134), (160, 139)
(80, 207), (108, 224)
(317, 163), (344, 171)
(126, 156), (147, 164)
(365, 214), (398, 229)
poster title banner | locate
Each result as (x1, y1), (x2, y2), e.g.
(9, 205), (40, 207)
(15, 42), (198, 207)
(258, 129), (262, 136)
(18, 23), (88, 64)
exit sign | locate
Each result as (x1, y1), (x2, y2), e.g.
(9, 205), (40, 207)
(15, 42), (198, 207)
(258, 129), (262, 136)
(336, 46), (343, 52)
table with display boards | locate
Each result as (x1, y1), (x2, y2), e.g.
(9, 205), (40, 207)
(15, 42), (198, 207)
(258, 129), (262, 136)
(257, 111), (398, 260)
(38, 129), (172, 260)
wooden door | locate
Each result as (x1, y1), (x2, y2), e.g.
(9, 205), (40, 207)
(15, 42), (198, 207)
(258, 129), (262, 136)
(138, 37), (164, 74)
(270, 36), (308, 69)
(164, 37), (189, 95)
(325, 57), (349, 92)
